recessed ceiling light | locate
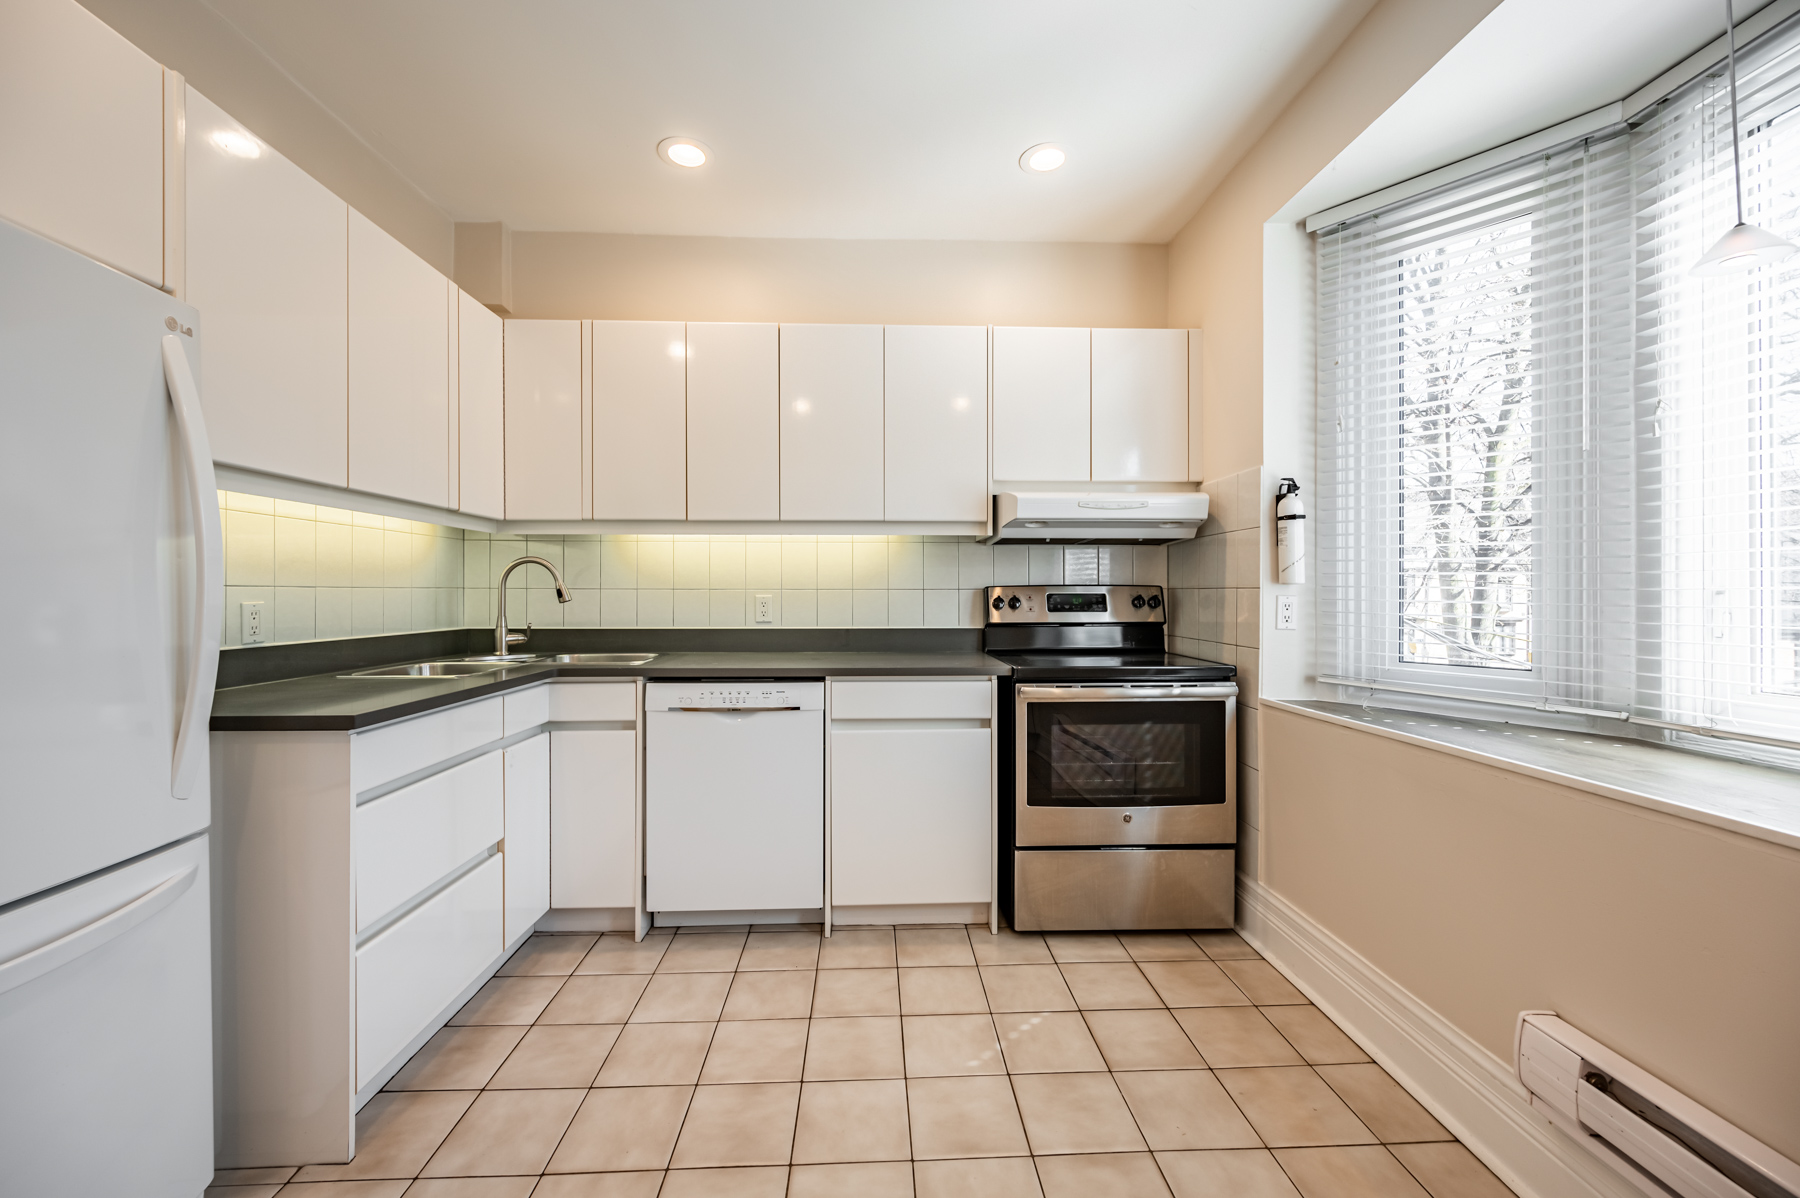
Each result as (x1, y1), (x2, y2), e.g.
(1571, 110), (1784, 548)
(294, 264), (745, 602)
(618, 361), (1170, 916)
(210, 129), (262, 159)
(1020, 143), (1065, 173)
(658, 137), (710, 168)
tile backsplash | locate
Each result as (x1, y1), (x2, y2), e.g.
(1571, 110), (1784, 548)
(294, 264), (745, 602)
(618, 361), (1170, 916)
(219, 490), (1170, 645)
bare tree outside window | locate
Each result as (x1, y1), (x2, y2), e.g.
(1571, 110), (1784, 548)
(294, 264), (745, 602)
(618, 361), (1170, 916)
(1393, 220), (1536, 670)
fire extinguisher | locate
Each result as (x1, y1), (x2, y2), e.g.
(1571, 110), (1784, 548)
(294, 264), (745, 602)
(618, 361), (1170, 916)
(1276, 477), (1305, 585)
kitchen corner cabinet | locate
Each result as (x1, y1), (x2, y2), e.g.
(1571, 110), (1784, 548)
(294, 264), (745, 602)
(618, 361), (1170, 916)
(457, 291), (505, 518)
(591, 320), (687, 519)
(1092, 327), (1188, 482)
(0, 0), (167, 288)
(211, 687), (552, 1167)
(992, 326), (1091, 482)
(780, 323), (885, 520)
(687, 322), (780, 520)
(186, 87), (350, 487)
(504, 319), (584, 519)
(349, 210), (453, 507)
(885, 325), (989, 521)
(829, 679), (994, 922)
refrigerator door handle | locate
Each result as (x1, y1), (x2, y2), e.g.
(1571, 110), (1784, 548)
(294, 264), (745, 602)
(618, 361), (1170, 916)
(162, 335), (221, 799)
(0, 864), (198, 997)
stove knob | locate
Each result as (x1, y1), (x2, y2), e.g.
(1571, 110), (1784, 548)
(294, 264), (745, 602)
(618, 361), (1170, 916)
(1147, 594), (1163, 610)
(1008, 595), (1022, 610)
(1131, 594), (1147, 609)
(991, 595), (1006, 611)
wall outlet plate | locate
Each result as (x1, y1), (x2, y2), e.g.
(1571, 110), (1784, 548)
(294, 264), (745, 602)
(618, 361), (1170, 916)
(753, 593), (774, 624)
(1276, 593), (1296, 631)
(241, 600), (266, 645)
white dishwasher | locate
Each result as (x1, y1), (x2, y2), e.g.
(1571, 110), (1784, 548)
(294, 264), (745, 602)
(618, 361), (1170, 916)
(645, 681), (825, 917)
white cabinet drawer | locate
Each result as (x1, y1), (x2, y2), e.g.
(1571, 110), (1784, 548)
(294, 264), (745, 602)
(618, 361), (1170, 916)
(354, 751), (504, 932)
(352, 697), (504, 794)
(503, 685), (551, 736)
(356, 853), (502, 1091)
(549, 681), (637, 722)
(831, 680), (992, 721)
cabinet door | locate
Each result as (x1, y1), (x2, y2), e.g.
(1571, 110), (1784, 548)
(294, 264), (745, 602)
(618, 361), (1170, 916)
(780, 324), (884, 520)
(992, 327), (1090, 481)
(504, 320), (583, 519)
(687, 322), (779, 520)
(592, 320), (686, 520)
(550, 728), (637, 909)
(0, 0), (164, 286)
(503, 732), (550, 945)
(458, 291), (504, 518)
(832, 726), (991, 906)
(348, 210), (452, 506)
(1092, 328), (1188, 481)
(885, 326), (988, 521)
(186, 88), (349, 486)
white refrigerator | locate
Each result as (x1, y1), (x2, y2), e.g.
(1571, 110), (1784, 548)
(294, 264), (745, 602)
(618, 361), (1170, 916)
(0, 217), (220, 1196)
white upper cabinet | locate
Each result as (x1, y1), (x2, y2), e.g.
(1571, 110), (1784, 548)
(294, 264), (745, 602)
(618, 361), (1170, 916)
(687, 322), (779, 521)
(0, 0), (165, 287)
(457, 291), (504, 519)
(592, 320), (687, 520)
(1091, 328), (1188, 482)
(992, 327), (1090, 482)
(504, 320), (583, 520)
(348, 210), (452, 507)
(885, 325), (989, 522)
(186, 88), (349, 487)
(780, 324), (884, 521)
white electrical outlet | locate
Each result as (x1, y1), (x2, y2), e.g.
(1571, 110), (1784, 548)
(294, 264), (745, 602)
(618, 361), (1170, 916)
(1276, 593), (1296, 631)
(754, 593), (775, 624)
(241, 600), (266, 644)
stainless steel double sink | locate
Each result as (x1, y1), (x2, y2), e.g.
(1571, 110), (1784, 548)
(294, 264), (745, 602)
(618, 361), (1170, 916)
(345, 652), (657, 678)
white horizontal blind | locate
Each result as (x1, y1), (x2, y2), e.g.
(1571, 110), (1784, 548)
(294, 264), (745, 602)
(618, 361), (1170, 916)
(1634, 27), (1800, 748)
(1319, 14), (1800, 759)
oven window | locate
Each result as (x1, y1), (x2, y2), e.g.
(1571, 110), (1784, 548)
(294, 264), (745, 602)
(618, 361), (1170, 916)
(1024, 700), (1227, 807)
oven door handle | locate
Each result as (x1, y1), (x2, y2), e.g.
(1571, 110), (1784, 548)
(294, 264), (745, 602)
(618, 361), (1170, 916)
(1016, 684), (1238, 702)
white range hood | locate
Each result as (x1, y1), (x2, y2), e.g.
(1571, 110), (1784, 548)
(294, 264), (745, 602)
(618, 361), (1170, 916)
(984, 491), (1211, 544)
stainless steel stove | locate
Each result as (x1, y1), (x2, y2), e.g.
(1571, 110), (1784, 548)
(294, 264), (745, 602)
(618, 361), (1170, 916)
(986, 585), (1238, 931)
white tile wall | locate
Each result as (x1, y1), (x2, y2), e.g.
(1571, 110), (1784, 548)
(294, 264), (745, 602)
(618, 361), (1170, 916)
(220, 491), (465, 646)
(463, 534), (1167, 630)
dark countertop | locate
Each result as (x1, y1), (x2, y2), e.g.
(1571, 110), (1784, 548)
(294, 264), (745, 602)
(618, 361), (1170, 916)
(211, 650), (1009, 731)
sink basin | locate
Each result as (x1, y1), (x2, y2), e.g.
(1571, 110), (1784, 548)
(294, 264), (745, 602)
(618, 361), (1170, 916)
(345, 661), (514, 678)
(547, 653), (658, 666)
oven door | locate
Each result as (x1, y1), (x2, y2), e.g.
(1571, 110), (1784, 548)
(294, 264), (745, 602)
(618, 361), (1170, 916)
(1015, 684), (1236, 846)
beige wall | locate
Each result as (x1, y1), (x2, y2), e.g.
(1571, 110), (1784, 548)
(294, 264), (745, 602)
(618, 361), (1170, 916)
(1164, 0), (1502, 481)
(1262, 706), (1800, 1161)
(79, 0), (455, 274)
(509, 232), (1168, 327)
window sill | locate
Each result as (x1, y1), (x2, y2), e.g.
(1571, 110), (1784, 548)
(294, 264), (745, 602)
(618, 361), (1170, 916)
(1265, 698), (1800, 853)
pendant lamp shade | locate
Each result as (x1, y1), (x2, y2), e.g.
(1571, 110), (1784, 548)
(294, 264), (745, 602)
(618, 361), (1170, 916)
(1690, 0), (1800, 275)
(1692, 221), (1798, 275)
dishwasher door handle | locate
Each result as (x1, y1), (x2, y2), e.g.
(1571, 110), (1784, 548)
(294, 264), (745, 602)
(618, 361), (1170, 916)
(675, 706), (803, 713)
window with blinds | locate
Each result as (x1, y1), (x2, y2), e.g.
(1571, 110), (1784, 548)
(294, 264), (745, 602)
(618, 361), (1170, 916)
(1317, 14), (1800, 759)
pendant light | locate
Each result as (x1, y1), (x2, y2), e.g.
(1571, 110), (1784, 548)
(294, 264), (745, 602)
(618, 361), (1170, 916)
(1692, 0), (1798, 275)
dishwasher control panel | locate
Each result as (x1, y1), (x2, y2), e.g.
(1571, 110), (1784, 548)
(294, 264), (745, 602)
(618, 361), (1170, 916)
(645, 681), (825, 712)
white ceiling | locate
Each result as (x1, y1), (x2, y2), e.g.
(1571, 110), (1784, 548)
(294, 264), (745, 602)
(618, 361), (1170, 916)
(201, 0), (1375, 243)
(1280, 0), (1784, 223)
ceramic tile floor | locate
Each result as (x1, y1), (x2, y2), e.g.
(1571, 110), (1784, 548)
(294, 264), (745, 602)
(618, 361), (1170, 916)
(206, 925), (1518, 1198)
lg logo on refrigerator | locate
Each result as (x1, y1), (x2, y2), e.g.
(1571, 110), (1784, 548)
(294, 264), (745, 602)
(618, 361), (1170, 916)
(163, 316), (193, 337)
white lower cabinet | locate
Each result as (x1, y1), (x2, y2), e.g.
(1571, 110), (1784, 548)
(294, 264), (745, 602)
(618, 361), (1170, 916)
(354, 750), (504, 932)
(355, 853), (503, 1092)
(504, 733), (551, 944)
(829, 679), (994, 916)
(551, 729), (637, 908)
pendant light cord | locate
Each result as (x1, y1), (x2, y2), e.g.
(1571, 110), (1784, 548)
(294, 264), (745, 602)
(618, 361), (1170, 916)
(1726, 0), (1746, 226)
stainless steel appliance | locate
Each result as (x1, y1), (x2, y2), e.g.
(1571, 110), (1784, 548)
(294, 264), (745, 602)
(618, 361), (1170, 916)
(986, 585), (1237, 931)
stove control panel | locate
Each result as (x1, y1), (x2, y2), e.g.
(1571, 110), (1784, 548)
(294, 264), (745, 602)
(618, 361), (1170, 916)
(984, 585), (1166, 625)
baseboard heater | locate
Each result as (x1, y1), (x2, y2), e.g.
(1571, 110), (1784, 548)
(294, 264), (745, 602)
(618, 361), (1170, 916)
(1516, 1012), (1800, 1198)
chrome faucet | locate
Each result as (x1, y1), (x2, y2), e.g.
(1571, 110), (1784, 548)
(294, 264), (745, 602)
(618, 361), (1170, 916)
(494, 555), (571, 656)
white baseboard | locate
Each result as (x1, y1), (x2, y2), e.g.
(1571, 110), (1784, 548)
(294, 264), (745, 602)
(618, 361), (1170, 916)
(832, 902), (989, 927)
(537, 907), (636, 932)
(1236, 876), (1641, 1198)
